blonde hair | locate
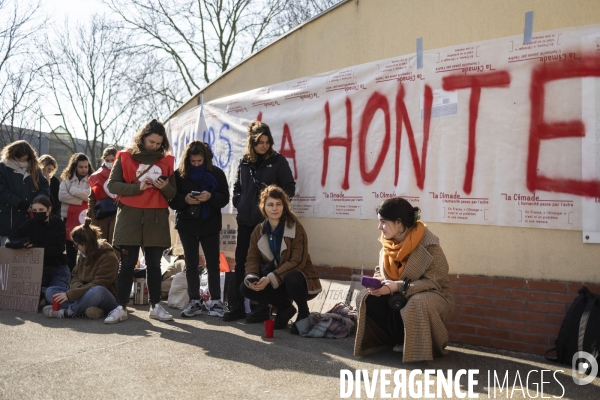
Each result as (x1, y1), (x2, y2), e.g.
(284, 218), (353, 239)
(39, 155), (58, 176)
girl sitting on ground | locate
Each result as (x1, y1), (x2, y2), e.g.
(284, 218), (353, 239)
(43, 218), (119, 319)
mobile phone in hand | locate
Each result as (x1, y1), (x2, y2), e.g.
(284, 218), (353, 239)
(158, 175), (169, 181)
(361, 276), (383, 289)
(246, 276), (259, 284)
(191, 191), (201, 198)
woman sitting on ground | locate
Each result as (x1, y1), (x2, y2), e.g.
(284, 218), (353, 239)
(354, 197), (455, 363)
(43, 218), (119, 319)
(8, 195), (70, 290)
(241, 185), (321, 333)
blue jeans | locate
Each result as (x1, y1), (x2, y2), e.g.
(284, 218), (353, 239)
(42, 265), (71, 290)
(45, 286), (118, 317)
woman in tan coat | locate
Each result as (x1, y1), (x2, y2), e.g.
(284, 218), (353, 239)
(354, 197), (455, 363)
(241, 185), (321, 333)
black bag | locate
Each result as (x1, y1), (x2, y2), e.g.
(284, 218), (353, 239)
(222, 271), (236, 308)
(388, 279), (411, 311)
(260, 259), (277, 277)
(94, 198), (117, 220)
(545, 286), (600, 374)
(5, 237), (29, 249)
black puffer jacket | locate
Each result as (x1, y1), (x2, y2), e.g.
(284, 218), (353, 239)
(168, 167), (230, 236)
(0, 162), (50, 236)
(232, 151), (295, 227)
(9, 215), (67, 267)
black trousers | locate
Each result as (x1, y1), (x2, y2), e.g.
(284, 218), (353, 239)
(65, 240), (77, 272)
(365, 294), (405, 345)
(116, 246), (163, 307)
(178, 230), (221, 301)
(239, 271), (316, 319)
(233, 223), (257, 304)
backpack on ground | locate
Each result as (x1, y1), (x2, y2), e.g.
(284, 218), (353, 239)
(545, 286), (600, 374)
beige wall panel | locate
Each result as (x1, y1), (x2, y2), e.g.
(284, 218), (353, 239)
(174, 0), (600, 282)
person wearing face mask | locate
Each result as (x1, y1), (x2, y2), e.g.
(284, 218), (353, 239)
(103, 119), (176, 324)
(223, 120), (296, 323)
(7, 195), (70, 291)
(43, 217), (119, 319)
(88, 146), (118, 242)
(39, 155), (61, 217)
(0, 141), (50, 246)
(168, 141), (230, 318)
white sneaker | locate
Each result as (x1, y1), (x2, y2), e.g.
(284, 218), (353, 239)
(104, 306), (128, 324)
(207, 300), (226, 317)
(43, 305), (65, 319)
(393, 344), (404, 353)
(149, 303), (173, 321)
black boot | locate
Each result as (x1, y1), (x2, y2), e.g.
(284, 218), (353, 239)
(245, 303), (271, 323)
(274, 304), (297, 330)
(222, 300), (246, 322)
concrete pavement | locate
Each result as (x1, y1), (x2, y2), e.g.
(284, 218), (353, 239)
(0, 303), (598, 399)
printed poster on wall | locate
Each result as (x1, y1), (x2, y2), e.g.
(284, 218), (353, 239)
(169, 24), (600, 233)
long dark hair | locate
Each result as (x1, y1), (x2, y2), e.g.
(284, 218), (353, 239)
(129, 119), (171, 156)
(0, 140), (42, 189)
(259, 185), (297, 228)
(243, 120), (274, 162)
(60, 153), (93, 180)
(178, 141), (214, 178)
(70, 218), (104, 261)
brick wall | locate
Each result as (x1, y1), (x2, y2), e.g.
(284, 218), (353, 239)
(447, 275), (600, 355)
(227, 258), (599, 356)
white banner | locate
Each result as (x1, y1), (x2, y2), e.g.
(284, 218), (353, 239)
(169, 24), (600, 231)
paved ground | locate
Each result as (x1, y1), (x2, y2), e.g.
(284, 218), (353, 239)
(0, 303), (598, 399)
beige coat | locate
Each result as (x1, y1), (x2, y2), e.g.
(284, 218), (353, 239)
(58, 175), (90, 218)
(354, 228), (455, 363)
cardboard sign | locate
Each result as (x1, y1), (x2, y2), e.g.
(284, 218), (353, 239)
(0, 247), (44, 313)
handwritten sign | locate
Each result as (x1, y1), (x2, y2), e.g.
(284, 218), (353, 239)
(0, 247), (44, 313)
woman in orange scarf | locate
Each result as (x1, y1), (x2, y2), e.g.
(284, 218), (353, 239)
(354, 197), (455, 363)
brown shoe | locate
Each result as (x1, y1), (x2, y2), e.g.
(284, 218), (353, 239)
(85, 307), (104, 319)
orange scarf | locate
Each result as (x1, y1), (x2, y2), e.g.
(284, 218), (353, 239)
(380, 221), (426, 280)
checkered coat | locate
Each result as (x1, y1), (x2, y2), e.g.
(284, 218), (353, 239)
(354, 228), (455, 362)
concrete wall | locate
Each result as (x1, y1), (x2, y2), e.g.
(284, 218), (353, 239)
(171, 0), (600, 283)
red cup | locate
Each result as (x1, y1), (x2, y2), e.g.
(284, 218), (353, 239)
(264, 319), (274, 338)
(52, 297), (60, 311)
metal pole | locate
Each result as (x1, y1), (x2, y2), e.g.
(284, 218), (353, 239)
(38, 115), (42, 155)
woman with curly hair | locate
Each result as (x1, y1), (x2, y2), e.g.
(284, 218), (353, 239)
(59, 153), (93, 271)
(241, 185), (321, 333)
(223, 120), (296, 323)
(104, 119), (176, 324)
(0, 140), (49, 245)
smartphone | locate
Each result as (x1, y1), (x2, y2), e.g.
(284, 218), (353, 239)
(158, 175), (169, 180)
(361, 276), (383, 289)
(246, 276), (259, 284)
(191, 191), (201, 198)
